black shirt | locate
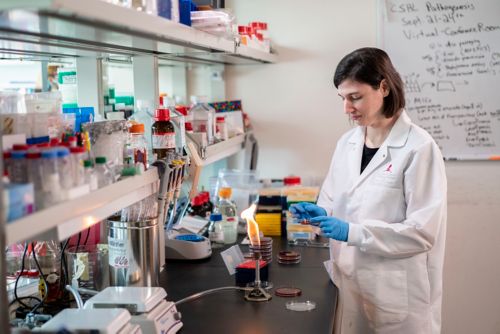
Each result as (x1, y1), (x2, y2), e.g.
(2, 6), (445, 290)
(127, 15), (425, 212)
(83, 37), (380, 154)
(360, 144), (379, 174)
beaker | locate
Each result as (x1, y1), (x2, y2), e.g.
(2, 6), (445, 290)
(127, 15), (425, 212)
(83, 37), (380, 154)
(65, 244), (110, 292)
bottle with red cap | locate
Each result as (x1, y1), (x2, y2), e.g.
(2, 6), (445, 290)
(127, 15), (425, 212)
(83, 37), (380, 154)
(199, 191), (214, 217)
(215, 116), (228, 141)
(188, 195), (205, 218)
(151, 107), (176, 159)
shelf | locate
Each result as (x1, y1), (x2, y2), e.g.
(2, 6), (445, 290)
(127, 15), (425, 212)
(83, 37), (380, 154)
(5, 167), (159, 246)
(187, 133), (246, 166)
(0, 0), (277, 64)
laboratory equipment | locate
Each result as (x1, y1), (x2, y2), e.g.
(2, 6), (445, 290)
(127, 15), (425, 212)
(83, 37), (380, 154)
(154, 155), (210, 261)
(65, 244), (109, 291)
(207, 213), (224, 248)
(84, 286), (182, 334)
(151, 108), (176, 159)
(107, 216), (160, 287)
(216, 187), (238, 244)
(39, 308), (140, 333)
(81, 120), (128, 167)
(164, 231), (211, 260)
(288, 239), (329, 248)
(285, 300), (316, 312)
(243, 251), (272, 302)
(275, 287), (302, 297)
(277, 250), (301, 265)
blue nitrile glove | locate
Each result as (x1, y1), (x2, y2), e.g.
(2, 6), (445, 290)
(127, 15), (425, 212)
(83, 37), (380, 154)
(289, 202), (327, 220)
(309, 216), (349, 242)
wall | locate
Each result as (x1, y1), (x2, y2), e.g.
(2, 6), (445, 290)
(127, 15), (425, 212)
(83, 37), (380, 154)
(226, 1), (500, 333)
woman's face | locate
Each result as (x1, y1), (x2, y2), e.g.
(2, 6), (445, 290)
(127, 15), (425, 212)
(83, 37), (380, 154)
(337, 79), (389, 128)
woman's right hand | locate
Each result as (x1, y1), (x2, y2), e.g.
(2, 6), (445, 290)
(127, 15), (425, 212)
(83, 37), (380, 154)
(289, 202), (327, 220)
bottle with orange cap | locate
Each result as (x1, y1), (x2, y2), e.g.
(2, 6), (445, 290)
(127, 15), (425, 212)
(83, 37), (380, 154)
(129, 122), (148, 170)
(151, 107), (176, 159)
(216, 187), (238, 244)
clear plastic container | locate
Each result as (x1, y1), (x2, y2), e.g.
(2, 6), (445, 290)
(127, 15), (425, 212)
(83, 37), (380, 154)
(70, 146), (87, 187)
(190, 96), (215, 145)
(83, 160), (98, 191)
(217, 187), (238, 244)
(95, 156), (113, 189)
(9, 150), (27, 183)
(213, 168), (260, 218)
(40, 149), (62, 208)
(56, 147), (73, 194)
(26, 150), (43, 210)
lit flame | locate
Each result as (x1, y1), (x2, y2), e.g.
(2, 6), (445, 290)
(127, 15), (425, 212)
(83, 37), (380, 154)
(241, 204), (260, 246)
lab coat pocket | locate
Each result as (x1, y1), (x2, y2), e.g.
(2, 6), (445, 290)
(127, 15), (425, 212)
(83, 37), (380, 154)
(357, 269), (409, 327)
(361, 185), (403, 223)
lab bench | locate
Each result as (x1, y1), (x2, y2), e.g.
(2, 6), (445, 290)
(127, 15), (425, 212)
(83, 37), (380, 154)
(160, 237), (337, 334)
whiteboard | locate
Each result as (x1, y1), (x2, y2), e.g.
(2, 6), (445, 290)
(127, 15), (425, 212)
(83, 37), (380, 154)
(378, 0), (500, 160)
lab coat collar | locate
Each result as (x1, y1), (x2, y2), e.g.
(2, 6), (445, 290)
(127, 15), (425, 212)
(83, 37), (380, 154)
(346, 110), (411, 146)
(347, 110), (411, 190)
(384, 110), (411, 148)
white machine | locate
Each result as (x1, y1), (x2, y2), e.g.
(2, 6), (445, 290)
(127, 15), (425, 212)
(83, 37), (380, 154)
(165, 230), (212, 260)
(85, 287), (183, 334)
(38, 308), (141, 333)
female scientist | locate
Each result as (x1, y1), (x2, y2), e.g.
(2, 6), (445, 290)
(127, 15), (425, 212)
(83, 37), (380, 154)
(291, 48), (447, 334)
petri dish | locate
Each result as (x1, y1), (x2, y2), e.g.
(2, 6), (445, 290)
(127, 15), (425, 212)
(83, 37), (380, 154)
(278, 259), (301, 265)
(275, 287), (302, 297)
(286, 300), (316, 312)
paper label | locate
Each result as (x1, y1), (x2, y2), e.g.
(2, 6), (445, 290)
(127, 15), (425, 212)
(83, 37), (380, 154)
(108, 237), (129, 269)
(152, 133), (176, 149)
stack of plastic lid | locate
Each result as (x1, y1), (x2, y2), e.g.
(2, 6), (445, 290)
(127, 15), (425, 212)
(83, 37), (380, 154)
(249, 237), (273, 263)
(278, 250), (301, 265)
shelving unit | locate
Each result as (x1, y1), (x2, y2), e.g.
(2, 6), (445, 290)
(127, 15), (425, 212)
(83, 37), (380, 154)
(5, 167), (159, 246)
(0, 0), (277, 64)
(0, 1), (272, 328)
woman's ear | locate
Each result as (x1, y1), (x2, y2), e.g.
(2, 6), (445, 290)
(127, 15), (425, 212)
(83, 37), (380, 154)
(380, 79), (390, 97)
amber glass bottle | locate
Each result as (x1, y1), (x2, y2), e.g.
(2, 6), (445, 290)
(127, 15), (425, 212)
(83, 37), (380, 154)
(151, 108), (176, 159)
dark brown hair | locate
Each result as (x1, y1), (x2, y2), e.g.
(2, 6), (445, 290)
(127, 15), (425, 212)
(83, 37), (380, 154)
(333, 47), (405, 118)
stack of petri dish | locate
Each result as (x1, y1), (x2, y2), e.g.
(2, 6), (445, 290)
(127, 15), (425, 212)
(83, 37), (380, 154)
(277, 250), (301, 265)
(249, 237), (273, 263)
(275, 287), (302, 298)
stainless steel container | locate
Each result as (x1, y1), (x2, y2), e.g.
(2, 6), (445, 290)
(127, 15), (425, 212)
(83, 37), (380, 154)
(107, 217), (159, 287)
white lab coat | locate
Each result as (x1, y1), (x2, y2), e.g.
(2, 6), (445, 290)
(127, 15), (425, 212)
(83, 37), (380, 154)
(318, 111), (447, 334)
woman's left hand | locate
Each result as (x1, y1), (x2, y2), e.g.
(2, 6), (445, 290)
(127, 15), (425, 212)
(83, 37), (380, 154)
(310, 216), (349, 241)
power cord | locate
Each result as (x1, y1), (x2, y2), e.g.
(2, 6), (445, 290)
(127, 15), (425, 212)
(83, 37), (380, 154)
(59, 239), (70, 292)
(13, 243), (31, 309)
(30, 242), (48, 314)
(83, 227), (91, 245)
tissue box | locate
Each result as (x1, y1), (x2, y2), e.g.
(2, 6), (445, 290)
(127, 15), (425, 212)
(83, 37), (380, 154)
(235, 259), (269, 287)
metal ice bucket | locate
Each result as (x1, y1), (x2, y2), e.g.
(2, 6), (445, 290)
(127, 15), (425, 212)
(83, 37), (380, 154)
(107, 216), (159, 287)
